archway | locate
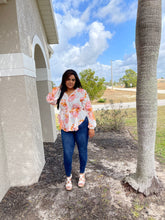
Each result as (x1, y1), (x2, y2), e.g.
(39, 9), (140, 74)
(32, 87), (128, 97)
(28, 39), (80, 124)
(33, 36), (57, 142)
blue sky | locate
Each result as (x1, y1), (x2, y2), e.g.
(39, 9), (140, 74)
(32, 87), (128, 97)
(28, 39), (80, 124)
(50, 0), (165, 86)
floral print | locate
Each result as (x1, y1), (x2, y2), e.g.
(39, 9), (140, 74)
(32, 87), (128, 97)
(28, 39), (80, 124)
(46, 87), (96, 132)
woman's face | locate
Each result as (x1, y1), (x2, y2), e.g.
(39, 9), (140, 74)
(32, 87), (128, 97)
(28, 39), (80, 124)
(65, 74), (76, 90)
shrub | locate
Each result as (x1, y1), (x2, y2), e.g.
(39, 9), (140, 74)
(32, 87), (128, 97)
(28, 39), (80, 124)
(95, 100), (127, 132)
(98, 98), (106, 103)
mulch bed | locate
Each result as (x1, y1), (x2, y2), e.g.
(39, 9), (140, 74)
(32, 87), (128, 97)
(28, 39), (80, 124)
(0, 131), (165, 220)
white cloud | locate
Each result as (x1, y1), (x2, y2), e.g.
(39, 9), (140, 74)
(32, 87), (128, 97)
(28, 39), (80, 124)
(55, 13), (86, 42)
(50, 12), (113, 84)
(96, 0), (137, 24)
(50, 0), (165, 86)
(78, 22), (113, 65)
(52, 0), (90, 15)
(81, 7), (91, 23)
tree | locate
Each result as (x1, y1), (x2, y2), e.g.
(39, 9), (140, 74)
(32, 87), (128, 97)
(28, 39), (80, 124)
(51, 81), (56, 88)
(120, 69), (137, 88)
(79, 69), (106, 100)
(124, 0), (162, 195)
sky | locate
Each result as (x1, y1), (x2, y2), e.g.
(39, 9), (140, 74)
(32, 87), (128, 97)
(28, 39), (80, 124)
(50, 0), (165, 86)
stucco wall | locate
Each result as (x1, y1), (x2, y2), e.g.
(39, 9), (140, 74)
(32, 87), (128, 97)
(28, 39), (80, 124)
(0, 0), (51, 70)
(16, 0), (50, 68)
(0, 0), (20, 54)
(0, 119), (10, 199)
(0, 0), (57, 201)
(0, 76), (45, 186)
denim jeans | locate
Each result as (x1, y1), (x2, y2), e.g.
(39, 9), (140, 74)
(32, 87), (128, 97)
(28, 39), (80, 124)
(61, 117), (89, 177)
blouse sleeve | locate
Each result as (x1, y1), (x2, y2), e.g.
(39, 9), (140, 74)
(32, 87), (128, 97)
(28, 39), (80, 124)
(46, 87), (61, 105)
(82, 90), (96, 129)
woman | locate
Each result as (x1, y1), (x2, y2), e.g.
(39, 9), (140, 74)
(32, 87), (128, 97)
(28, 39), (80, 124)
(46, 69), (96, 190)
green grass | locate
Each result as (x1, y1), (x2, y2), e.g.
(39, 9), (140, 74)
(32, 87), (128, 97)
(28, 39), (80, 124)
(125, 108), (137, 140)
(155, 106), (165, 163)
(125, 106), (165, 163)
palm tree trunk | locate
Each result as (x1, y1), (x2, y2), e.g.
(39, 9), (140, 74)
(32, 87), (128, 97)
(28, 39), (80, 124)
(124, 0), (163, 196)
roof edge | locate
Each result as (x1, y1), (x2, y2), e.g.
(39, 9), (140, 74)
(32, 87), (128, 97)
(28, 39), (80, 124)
(37, 0), (59, 45)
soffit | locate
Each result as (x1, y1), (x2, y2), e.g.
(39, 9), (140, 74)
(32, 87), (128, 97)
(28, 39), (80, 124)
(36, 0), (59, 44)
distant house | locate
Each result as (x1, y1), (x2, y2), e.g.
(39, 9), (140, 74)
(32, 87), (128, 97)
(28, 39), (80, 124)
(0, 0), (58, 201)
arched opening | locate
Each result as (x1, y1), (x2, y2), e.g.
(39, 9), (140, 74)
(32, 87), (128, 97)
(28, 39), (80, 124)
(33, 41), (57, 142)
(34, 44), (47, 69)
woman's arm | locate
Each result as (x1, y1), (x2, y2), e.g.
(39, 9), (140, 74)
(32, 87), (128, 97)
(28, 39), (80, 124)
(46, 87), (61, 105)
(82, 90), (96, 136)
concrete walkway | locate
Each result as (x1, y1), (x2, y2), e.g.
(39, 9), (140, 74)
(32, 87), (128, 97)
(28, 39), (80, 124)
(109, 87), (165, 94)
(92, 99), (165, 111)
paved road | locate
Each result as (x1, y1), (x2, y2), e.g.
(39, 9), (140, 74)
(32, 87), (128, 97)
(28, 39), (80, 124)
(107, 87), (165, 94)
(92, 99), (165, 111)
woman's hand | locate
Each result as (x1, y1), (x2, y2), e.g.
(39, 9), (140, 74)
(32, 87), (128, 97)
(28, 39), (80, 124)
(89, 129), (95, 138)
(46, 94), (56, 105)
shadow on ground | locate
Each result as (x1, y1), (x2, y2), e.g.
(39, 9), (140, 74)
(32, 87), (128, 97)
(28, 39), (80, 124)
(0, 131), (165, 220)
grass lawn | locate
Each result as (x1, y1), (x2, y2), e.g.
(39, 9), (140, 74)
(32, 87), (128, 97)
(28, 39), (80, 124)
(155, 106), (165, 163)
(123, 106), (165, 164)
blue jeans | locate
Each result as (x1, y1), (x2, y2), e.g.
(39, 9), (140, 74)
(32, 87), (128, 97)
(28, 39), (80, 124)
(61, 117), (89, 177)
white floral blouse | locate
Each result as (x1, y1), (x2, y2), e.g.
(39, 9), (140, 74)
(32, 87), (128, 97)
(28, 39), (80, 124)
(46, 87), (96, 132)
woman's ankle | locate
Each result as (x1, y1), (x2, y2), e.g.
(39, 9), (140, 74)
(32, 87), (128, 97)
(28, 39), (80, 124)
(78, 173), (86, 187)
(65, 174), (72, 191)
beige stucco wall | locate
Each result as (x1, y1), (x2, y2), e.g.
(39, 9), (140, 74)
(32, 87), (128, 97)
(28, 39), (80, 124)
(0, 76), (45, 186)
(0, 118), (10, 199)
(0, 0), (50, 67)
(16, 0), (50, 68)
(0, 0), (57, 202)
(0, 0), (20, 54)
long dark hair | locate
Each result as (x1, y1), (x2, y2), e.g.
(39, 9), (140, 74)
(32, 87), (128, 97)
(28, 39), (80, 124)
(57, 69), (82, 109)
